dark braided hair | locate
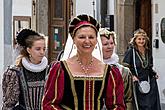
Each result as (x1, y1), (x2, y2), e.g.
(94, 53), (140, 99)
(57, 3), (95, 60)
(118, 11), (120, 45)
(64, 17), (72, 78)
(16, 29), (40, 48)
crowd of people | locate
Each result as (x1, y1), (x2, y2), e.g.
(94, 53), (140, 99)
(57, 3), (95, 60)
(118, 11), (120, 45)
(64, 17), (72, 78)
(2, 14), (161, 110)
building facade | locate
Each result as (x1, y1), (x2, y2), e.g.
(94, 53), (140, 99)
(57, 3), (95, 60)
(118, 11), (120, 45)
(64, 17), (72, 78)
(115, 0), (165, 108)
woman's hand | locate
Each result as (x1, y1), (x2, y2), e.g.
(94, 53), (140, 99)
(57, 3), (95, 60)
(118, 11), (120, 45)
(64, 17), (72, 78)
(133, 75), (139, 82)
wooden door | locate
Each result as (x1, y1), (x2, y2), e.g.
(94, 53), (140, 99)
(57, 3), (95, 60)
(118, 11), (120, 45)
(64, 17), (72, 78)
(136, 0), (152, 44)
(48, 0), (71, 63)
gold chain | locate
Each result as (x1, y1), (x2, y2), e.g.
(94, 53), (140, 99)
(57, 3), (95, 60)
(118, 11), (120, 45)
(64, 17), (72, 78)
(76, 57), (93, 75)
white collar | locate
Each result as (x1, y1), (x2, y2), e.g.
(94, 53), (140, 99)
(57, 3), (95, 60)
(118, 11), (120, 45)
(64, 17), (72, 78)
(22, 56), (48, 72)
(103, 53), (119, 65)
(103, 53), (124, 74)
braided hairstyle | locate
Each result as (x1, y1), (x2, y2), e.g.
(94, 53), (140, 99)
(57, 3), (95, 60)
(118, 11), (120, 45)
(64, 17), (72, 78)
(15, 29), (45, 66)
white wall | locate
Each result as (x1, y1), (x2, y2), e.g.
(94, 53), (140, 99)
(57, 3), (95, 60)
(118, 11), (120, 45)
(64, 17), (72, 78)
(107, 0), (114, 15)
(76, 0), (95, 17)
(12, 0), (32, 62)
(0, 0), (32, 108)
(0, 0), (32, 76)
(0, 0), (4, 108)
(0, 0), (4, 81)
(152, 0), (165, 106)
(12, 0), (32, 16)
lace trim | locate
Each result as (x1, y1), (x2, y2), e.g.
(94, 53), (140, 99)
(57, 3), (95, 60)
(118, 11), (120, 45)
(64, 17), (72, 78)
(22, 56), (48, 72)
(103, 53), (119, 65)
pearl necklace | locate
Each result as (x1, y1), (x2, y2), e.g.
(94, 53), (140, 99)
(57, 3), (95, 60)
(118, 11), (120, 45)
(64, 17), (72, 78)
(77, 57), (94, 75)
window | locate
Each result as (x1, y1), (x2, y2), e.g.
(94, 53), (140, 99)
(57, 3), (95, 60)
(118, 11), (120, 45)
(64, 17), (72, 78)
(53, 27), (63, 51)
(161, 18), (165, 43)
(13, 16), (31, 47)
(54, 0), (63, 18)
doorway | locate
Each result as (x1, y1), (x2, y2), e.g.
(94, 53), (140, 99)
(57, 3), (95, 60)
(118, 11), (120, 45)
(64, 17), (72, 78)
(48, 0), (71, 63)
(135, 0), (152, 47)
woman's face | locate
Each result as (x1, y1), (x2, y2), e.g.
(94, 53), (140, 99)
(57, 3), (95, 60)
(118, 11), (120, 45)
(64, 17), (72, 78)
(73, 26), (97, 55)
(135, 35), (146, 48)
(27, 39), (46, 64)
(101, 35), (115, 59)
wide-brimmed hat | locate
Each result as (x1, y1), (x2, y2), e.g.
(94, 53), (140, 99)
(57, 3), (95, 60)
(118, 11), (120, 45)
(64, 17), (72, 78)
(69, 14), (100, 37)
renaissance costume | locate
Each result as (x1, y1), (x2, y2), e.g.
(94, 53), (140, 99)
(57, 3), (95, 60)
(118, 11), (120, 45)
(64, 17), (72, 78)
(42, 14), (125, 110)
(2, 56), (48, 110)
(123, 46), (161, 110)
(104, 53), (133, 110)
(42, 61), (125, 110)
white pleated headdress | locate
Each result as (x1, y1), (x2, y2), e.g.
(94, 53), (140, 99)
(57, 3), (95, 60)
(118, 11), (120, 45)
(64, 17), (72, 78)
(60, 14), (103, 62)
(61, 33), (103, 62)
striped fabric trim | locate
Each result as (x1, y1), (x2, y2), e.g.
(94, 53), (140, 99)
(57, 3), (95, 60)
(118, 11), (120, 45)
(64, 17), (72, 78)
(50, 63), (61, 109)
(63, 61), (79, 110)
(51, 105), (58, 110)
(61, 104), (72, 110)
(52, 66), (61, 102)
(92, 81), (95, 110)
(110, 70), (117, 110)
(84, 80), (86, 110)
(97, 64), (108, 110)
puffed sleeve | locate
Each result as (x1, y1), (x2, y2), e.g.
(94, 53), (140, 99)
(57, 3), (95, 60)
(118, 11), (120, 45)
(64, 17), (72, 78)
(2, 67), (20, 110)
(105, 65), (126, 110)
(42, 62), (64, 110)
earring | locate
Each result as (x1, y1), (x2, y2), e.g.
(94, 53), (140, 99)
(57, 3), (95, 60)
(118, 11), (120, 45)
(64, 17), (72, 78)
(95, 45), (97, 49)
(29, 54), (32, 58)
(73, 44), (76, 49)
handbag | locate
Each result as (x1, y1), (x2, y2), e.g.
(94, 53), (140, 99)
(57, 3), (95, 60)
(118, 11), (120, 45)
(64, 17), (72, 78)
(133, 48), (150, 94)
(138, 80), (150, 94)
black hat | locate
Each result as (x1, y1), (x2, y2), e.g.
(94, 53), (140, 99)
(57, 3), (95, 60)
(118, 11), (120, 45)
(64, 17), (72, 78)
(16, 29), (39, 47)
(69, 14), (100, 37)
